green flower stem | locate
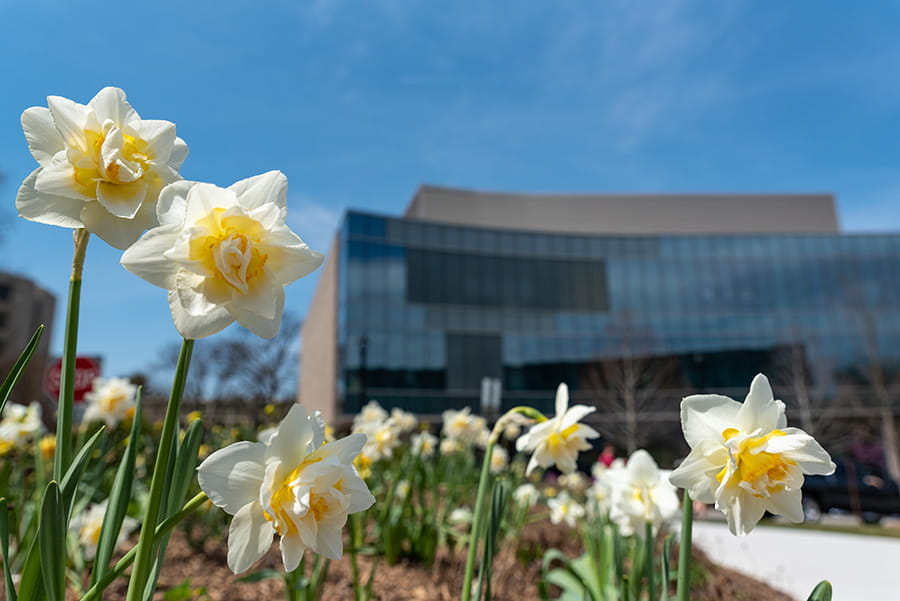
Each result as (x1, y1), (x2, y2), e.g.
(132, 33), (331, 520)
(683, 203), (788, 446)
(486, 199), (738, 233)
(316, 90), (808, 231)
(676, 492), (693, 601)
(80, 492), (207, 601)
(460, 438), (494, 601)
(124, 338), (194, 601)
(53, 229), (90, 481)
(645, 521), (655, 600)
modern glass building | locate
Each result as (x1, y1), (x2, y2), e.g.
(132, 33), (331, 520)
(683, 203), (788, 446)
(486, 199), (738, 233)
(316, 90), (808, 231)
(300, 186), (900, 449)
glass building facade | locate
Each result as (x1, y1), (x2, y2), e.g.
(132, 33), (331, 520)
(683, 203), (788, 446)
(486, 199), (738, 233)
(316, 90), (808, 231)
(334, 210), (900, 424)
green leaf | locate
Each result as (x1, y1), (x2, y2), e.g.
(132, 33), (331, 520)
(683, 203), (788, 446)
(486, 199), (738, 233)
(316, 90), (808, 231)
(15, 537), (43, 601)
(167, 418), (204, 516)
(659, 535), (674, 601)
(0, 498), (18, 601)
(39, 482), (65, 601)
(806, 581), (833, 601)
(0, 326), (43, 417)
(60, 426), (105, 514)
(91, 391), (143, 586)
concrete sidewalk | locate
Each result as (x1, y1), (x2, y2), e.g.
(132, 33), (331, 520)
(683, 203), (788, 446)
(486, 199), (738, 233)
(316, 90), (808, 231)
(690, 520), (900, 601)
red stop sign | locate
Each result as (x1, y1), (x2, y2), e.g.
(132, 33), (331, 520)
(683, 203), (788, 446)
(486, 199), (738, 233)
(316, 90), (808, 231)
(46, 356), (102, 404)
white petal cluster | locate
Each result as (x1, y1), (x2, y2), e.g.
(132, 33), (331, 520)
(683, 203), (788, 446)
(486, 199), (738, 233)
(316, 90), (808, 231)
(512, 483), (541, 508)
(585, 477), (612, 519)
(441, 407), (489, 447)
(197, 404), (375, 573)
(669, 373), (835, 536)
(0, 402), (44, 453)
(516, 384), (599, 475)
(390, 408), (418, 433)
(548, 491), (585, 527)
(69, 500), (139, 560)
(411, 431), (438, 458)
(489, 446), (509, 474)
(607, 450), (679, 537)
(17, 87), (187, 249)
(82, 377), (137, 428)
(121, 171), (323, 339)
(351, 400), (403, 463)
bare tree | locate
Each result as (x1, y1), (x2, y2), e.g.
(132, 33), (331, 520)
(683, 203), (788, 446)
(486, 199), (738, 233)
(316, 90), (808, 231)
(584, 316), (680, 454)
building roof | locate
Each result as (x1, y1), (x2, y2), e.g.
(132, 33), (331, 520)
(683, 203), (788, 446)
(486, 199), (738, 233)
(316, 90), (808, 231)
(404, 185), (839, 235)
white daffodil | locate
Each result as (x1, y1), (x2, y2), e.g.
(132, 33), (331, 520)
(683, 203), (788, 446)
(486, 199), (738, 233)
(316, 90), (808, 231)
(586, 478), (612, 519)
(82, 377), (137, 428)
(197, 404), (374, 573)
(512, 483), (541, 508)
(448, 507), (473, 528)
(353, 400), (387, 431)
(70, 500), (139, 560)
(669, 373), (835, 536)
(489, 446), (509, 474)
(441, 407), (487, 446)
(17, 87), (187, 249)
(558, 471), (589, 492)
(516, 383), (599, 475)
(390, 407), (418, 433)
(121, 171), (323, 339)
(548, 491), (585, 527)
(411, 431), (438, 458)
(608, 450), (679, 537)
(0, 402), (44, 453)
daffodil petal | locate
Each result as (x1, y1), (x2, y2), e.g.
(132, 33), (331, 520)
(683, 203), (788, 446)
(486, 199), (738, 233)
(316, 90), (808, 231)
(169, 137), (189, 169)
(197, 441), (267, 514)
(226, 501), (274, 574)
(47, 95), (96, 148)
(766, 489), (804, 523)
(232, 286), (284, 339)
(764, 428), (836, 475)
(736, 373), (786, 433)
(680, 394), (742, 448)
(87, 87), (138, 126)
(137, 119), (177, 163)
(280, 533), (306, 572)
(560, 404), (595, 430)
(21, 107), (65, 166)
(169, 287), (234, 339)
(315, 520), (344, 560)
(35, 161), (93, 200)
(229, 170), (288, 212)
(156, 180), (197, 226)
(265, 404), (316, 466)
(80, 199), (155, 249)
(96, 180), (148, 218)
(554, 383), (569, 416)
(16, 168), (84, 228)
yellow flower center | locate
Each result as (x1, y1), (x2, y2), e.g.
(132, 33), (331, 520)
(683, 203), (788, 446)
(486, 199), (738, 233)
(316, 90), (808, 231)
(73, 127), (151, 186)
(546, 423), (580, 453)
(189, 209), (269, 292)
(263, 457), (322, 536)
(99, 391), (128, 414)
(716, 428), (796, 496)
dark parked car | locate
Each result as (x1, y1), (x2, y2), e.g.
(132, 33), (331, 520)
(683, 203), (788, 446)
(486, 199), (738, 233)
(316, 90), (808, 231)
(802, 459), (900, 524)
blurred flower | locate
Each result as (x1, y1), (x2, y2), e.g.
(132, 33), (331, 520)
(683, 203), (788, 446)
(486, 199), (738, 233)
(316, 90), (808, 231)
(516, 383), (599, 475)
(548, 491), (585, 527)
(354, 400), (387, 429)
(121, 171), (323, 339)
(448, 507), (473, 527)
(395, 480), (411, 499)
(558, 471), (589, 492)
(440, 437), (463, 455)
(411, 431), (438, 458)
(70, 500), (139, 560)
(83, 377), (137, 428)
(608, 450), (679, 537)
(512, 483), (540, 508)
(441, 407), (487, 446)
(38, 435), (56, 460)
(186, 410), (203, 424)
(197, 404), (375, 573)
(17, 87), (187, 249)
(264, 403), (277, 416)
(489, 446), (509, 474)
(0, 402), (44, 453)
(390, 407), (417, 433)
(669, 373), (835, 536)
(585, 478), (612, 518)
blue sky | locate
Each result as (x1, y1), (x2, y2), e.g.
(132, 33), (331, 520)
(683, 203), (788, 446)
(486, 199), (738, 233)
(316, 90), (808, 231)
(1, 0), (899, 380)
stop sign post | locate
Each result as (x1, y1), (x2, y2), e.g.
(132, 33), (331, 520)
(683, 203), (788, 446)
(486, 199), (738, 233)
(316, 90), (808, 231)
(46, 356), (102, 404)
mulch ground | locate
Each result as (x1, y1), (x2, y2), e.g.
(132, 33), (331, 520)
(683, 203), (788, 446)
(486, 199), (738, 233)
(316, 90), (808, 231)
(97, 520), (797, 601)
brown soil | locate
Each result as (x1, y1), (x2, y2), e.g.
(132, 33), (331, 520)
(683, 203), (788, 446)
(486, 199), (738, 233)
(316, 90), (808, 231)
(95, 521), (797, 601)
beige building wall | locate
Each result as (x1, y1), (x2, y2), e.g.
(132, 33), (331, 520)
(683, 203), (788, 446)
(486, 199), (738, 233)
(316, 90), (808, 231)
(0, 273), (55, 404)
(298, 238), (339, 424)
(405, 186), (839, 235)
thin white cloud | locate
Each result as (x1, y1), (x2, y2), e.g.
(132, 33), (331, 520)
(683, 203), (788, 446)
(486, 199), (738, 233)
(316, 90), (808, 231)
(287, 194), (346, 255)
